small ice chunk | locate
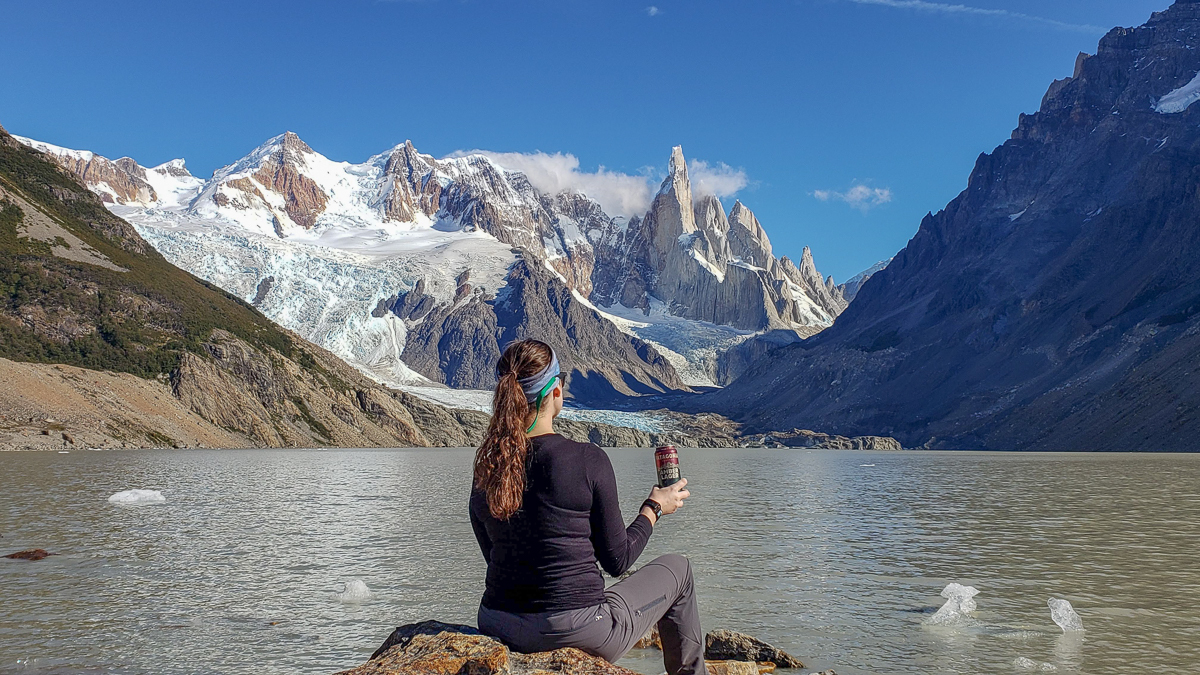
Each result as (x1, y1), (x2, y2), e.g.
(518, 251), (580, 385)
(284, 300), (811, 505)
(107, 489), (166, 504)
(1048, 598), (1084, 632)
(332, 578), (374, 603)
(924, 583), (980, 625)
(1013, 657), (1057, 671)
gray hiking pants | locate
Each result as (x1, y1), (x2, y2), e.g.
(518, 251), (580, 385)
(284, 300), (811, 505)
(477, 553), (705, 675)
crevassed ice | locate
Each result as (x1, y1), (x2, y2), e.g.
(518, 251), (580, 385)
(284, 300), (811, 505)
(1154, 71), (1200, 114)
(923, 583), (980, 625)
(108, 489), (166, 504)
(332, 578), (374, 603)
(1048, 598), (1084, 632)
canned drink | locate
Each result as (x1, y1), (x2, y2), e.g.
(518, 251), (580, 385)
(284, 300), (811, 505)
(654, 445), (681, 488)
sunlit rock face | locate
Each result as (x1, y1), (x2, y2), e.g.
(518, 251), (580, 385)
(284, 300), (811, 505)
(708, 1), (1200, 451)
(591, 146), (845, 333)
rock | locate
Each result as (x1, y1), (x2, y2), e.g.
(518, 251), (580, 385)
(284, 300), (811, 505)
(704, 630), (804, 669)
(4, 549), (56, 561)
(742, 429), (901, 451)
(705, 662), (774, 675)
(337, 620), (639, 675)
(62, 432), (75, 444)
(590, 150), (843, 334)
(633, 624), (661, 649)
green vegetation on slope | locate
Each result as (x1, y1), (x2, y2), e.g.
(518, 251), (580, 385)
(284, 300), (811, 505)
(0, 127), (316, 380)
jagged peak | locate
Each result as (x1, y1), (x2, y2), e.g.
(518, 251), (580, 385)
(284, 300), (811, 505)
(216, 131), (321, 181)
(152, 158), (192, 178)
(657, 145), (692, 198)
(728, 200), (760, 230)
(378, 139), (438, 176)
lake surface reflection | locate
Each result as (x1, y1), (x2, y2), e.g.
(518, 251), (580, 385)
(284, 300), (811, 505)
(2, 448), (1198, 674)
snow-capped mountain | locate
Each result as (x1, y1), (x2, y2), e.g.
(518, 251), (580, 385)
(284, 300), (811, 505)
(839, 258), (892, 303)
(15, 132), (848, 398)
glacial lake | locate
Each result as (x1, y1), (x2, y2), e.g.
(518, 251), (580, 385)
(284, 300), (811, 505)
(2, 448), (1198, 675)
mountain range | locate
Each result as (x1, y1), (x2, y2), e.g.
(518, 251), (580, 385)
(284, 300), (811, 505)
(2, 124), (801, 450)
(15, 134), (853, 405)
(706, 0), (1200, 452)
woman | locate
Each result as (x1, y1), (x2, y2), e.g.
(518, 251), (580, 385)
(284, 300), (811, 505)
(470, 339), (704, 675)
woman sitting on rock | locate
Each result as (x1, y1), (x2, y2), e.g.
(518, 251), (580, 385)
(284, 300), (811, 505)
(470, 339), (703, 675)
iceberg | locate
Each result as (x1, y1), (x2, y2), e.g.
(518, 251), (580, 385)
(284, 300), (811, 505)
(1048, 598), (1084, 632)
(923, 583), (980, 625)
(333, 578), (374, 603)
(1013, 656), (1057, 671)
(107, 489), (166, 504)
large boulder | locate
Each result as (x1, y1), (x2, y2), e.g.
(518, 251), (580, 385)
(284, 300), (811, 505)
(704, 630), (805, 669)
(338, 621), (639, 675)
(338, 621), (798, 675)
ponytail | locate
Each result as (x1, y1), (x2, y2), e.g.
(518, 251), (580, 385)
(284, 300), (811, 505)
(474, 339), (555, 520)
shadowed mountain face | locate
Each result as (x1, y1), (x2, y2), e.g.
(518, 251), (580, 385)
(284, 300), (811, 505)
(710, 2), (1200, 451)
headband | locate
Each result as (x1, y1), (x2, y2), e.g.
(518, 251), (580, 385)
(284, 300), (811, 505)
(516, 350), (560, 403)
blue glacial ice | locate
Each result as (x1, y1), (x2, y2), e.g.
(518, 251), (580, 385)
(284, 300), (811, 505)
(1013, 656), (1057, 671)
(924, 583), (980, 625)
(333, 578), (374, 603)
(107, 489), (166, 504)
(1048, 598), (1084, 632)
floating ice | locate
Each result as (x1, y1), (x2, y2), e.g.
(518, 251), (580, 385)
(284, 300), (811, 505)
(1048, 598), (1084, 632)
(859, 464), (875, 467)
(58, 451), (69, 454)
(332, 578), (374, 603)
(107, 489), (166, 504)
(924, 583), (980, 625)
(1013, 657), (1057, 671)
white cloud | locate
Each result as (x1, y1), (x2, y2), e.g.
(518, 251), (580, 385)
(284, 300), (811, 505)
(688, 160), (748, 199)
(646, 6), (661, 16)
(847, 0), (1104, 34)
(452, 150), (748, 217)
(813, 185), (893, 212)
(464, 150), (655, 217)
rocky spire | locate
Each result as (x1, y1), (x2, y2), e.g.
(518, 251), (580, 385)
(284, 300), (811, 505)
(727, 200), (772, 267)
(693, 195), (731, 265)
(647, 146), (698, 257)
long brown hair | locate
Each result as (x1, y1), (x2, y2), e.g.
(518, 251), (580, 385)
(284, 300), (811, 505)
(474, 339), (555, 520)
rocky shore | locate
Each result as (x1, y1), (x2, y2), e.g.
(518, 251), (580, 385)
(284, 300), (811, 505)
(335, 621), (831, 675)
(0, 344), (901, 452)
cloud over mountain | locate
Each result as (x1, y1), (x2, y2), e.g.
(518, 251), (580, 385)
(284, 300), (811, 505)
(456, 150), (747, 217)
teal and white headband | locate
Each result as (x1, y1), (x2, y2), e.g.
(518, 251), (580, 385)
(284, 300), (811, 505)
(517, 350), (560, 404)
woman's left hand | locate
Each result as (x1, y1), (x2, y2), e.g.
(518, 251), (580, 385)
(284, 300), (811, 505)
(649, 478), (690, 515)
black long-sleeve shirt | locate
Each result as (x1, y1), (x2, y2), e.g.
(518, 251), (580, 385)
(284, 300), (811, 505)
(469, 433), (653, 613)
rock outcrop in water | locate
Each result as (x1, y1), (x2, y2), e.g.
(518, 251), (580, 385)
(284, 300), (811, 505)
(707, 1), (1200, 451)
(704, 630), (805, 669)
(3, 549), (56, 561)
(335, 621), (801, 675)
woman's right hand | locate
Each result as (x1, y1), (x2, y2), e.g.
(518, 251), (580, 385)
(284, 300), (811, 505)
(650, 478), (690, 515)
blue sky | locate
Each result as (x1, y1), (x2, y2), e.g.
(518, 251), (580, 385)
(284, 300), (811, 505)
(0, 0), (1170, 281)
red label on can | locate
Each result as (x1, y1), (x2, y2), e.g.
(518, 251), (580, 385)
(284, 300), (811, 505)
(654, 445), (680, 487)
